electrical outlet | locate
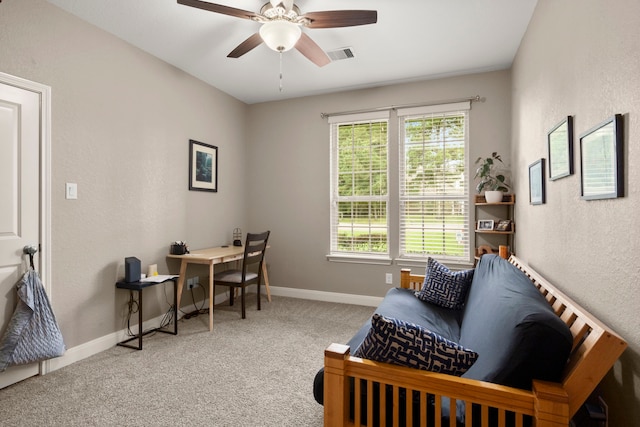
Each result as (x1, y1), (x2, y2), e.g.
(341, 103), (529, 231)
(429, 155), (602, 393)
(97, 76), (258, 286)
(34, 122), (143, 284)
(187, 276), (199, 290)
(385, 273), (393, 285)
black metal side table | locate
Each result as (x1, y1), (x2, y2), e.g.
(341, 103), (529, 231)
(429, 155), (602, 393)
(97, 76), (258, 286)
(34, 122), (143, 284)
(115, 277), (178, 350)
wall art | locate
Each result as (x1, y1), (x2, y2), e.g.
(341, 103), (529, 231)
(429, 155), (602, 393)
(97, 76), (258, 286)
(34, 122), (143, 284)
(548, 116), (574, 180)
(189, 139), (218, 192)
(529, 158), (545, 205)
(579, 114), (623, 200)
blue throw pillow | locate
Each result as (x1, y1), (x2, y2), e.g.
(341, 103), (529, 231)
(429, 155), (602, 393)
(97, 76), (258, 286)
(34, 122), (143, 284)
(353, 314), (478, 376)
(415, 257), (474, 309)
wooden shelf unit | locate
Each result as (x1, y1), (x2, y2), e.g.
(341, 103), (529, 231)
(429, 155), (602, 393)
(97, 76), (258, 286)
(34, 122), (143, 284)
(474, 194), (515, 257)
(474, 193), (516, 204)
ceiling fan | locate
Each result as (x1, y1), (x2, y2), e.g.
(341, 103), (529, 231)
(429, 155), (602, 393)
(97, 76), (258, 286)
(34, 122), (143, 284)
(177, 0), (377, 67)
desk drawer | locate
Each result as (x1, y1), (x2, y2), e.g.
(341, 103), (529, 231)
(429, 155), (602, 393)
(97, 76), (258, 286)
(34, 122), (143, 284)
(222, 254), (243, 262)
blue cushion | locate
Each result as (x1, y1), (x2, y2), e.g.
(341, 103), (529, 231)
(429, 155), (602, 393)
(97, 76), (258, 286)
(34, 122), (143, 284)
(459, 255), (572, 389)
(353, 314), (478, 376)
(415, 258), (474, 309)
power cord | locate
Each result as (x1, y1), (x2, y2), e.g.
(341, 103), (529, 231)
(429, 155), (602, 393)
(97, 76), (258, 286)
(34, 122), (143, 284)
(159, 281), (177, 329)
(124, 281), (178, 336)
(125, 291), (140, 336)
(125, 291), (163, 337)
(159, 305), (175, 329)
(180, 280), (209, 319)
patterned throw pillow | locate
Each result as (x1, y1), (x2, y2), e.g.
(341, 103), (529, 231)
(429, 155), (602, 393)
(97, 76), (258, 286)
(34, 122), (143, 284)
(415, 257), (474, 309)
(353, 314), (478, 376)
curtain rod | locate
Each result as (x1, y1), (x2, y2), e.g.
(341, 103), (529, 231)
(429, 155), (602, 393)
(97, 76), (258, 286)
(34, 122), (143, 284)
(320, 95), (484, 119)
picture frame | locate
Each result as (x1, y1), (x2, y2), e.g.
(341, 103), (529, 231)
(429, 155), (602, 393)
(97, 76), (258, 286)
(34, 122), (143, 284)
(529, 159), (545, 205)
(548, 116), (574, 180)
(477, 219), (495, 231)
(495, 219), (512, 232)
(579, 114), (623, 200)
(189, 139), (218, 192)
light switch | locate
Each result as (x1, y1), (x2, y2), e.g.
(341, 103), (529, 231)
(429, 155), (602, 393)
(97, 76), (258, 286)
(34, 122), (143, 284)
(65, 183), (78, 200)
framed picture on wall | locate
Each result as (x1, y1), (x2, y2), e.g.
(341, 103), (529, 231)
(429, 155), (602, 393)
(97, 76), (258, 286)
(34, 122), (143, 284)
(548, 116), (574, 180)
(189, 139), (218, 192)
(529, 158), (545, 205)
(579, 114), (623, 200)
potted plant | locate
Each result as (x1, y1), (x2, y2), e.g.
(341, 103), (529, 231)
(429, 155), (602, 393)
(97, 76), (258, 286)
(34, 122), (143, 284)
(474, 152), (510, 203)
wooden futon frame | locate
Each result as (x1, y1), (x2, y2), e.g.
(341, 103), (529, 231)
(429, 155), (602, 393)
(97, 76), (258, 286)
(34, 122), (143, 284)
(323, 256), (627, 427)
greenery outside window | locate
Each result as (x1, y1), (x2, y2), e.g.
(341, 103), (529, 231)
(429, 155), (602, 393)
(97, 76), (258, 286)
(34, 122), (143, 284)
(329, 111), (389, 258)
(398, 102), (470, 263)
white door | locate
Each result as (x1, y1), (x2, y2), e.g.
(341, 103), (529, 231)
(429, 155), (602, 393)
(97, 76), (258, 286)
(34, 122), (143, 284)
(0, 73), (50, 388)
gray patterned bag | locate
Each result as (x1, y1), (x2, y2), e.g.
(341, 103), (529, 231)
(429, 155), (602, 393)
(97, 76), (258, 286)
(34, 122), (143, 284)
(0, 269), (65, 371)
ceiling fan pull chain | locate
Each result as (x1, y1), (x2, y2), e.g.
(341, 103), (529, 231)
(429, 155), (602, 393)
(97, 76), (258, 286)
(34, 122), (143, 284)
(279, 52), (283, 92)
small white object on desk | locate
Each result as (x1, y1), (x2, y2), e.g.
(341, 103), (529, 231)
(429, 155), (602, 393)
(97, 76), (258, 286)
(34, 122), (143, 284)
(147, 264), (158, 277)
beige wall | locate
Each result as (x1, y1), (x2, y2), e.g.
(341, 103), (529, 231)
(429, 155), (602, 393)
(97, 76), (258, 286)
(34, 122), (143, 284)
(511, 0), (640, 423)
(246, 70), (512, 297)
(0, 0), (248, 348)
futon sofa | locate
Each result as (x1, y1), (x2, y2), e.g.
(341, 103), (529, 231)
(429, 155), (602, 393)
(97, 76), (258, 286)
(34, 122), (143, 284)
(314, 254), (627, 426)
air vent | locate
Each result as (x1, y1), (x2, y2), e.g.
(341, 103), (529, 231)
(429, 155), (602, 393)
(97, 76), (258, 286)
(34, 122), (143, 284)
(327, 47), (355, 62)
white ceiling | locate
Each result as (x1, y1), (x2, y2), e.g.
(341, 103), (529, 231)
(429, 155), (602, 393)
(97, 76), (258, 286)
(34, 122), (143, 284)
(46, 0), (537, 104)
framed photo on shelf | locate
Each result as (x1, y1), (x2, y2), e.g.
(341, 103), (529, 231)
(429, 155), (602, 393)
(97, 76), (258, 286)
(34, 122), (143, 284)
(495, 219), (512, 232)
(529, 159), (545, 205)
(579, 114), (623, 200)
(477, 219), (495, 231)
(548, 116), (574, 180)
(189, 139), (218, 192)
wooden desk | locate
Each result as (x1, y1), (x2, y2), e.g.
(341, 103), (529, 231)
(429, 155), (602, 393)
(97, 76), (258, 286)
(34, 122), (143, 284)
(167, 246), (271, 331)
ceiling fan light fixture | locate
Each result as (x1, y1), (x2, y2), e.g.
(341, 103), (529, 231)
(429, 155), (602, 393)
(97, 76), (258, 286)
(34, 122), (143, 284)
(259, 20), (301, 52)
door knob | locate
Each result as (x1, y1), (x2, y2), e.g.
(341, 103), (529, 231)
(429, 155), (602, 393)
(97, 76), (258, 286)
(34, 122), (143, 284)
(23, 245), (38, 255)
(23, 245), (38, 270)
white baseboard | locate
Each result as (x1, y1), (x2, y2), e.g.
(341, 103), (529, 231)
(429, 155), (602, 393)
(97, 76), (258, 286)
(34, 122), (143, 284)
(269, 286), (383, 307)
(46, 329), (120, 373)
(45, 300), (210, 374)
(231, 284), (382, 307)
(46, 308), (187, 373)
(44, 287), (379, 375)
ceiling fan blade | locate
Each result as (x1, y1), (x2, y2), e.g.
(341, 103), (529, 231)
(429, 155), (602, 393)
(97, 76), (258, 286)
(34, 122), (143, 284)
(295, 33), (331, 67)
(227, 33), (264, 58)
(302, 10), (377, 29)
(177, 0), (259, 20)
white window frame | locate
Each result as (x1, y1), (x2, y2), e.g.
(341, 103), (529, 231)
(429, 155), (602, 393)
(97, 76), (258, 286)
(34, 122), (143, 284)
(397, 102), (471, 265)
(327, 102), (473, 267)
(328, 111), (391, 264)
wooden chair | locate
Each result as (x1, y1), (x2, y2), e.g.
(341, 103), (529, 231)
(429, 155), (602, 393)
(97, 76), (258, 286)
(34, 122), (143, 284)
(213, 231), (270, 319)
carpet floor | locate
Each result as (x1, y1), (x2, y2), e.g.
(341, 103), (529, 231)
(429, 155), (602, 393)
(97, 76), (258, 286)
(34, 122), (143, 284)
(0, 295), (374, 426)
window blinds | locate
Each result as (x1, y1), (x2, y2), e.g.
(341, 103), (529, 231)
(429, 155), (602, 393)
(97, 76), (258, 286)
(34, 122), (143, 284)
(398, 102), (470, 262)
(330, 111), (390, 256)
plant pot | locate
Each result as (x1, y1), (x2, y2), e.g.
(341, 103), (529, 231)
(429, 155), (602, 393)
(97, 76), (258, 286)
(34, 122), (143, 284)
(484, 190), (504, 203)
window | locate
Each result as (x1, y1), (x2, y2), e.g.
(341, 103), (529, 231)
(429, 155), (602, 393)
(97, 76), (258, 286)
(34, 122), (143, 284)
(329, 112), (389, 258)
(328, 102), (471, 265)
(398, 103), (470, 263)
